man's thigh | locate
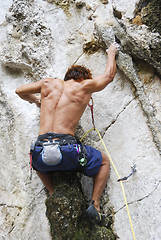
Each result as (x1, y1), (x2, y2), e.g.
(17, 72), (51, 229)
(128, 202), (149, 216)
(83, 145), (102, 177)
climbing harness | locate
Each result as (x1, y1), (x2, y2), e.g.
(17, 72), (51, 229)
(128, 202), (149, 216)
(29, 133), (88, 179)
(117, 163), (137, 182)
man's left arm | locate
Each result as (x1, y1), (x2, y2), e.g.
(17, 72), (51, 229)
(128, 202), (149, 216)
(82, 43), (119, 93)
(15, 79), (43, 107)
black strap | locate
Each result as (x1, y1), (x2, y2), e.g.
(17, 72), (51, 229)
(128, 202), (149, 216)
(77, 141), (88, 169)
(35, 132), (77, 146)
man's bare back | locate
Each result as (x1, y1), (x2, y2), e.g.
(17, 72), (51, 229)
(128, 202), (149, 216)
(16, 43), (118, 136)
(40, 78), (91, 136)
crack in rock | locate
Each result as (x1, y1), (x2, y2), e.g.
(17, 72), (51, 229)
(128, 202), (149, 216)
(0, 203), (22, 210)
(26, 188), (46, 209)
(70, 22), (87, 36)
(99, 97), (136, 139)
(116, 52), (161, 155)
(8, 225), (15, 234)
(72, 52), (84, 65)
(114, 180), (161, 214)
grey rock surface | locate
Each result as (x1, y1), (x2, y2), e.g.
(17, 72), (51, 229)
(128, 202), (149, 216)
(0, 0), (160, 239)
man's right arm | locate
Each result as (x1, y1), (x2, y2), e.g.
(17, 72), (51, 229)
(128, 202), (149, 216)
(15, 79), (44, 107)
(82, 43), (119, 93)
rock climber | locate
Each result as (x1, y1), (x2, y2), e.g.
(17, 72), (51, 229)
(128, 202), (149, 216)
(15, 43), (119, 223)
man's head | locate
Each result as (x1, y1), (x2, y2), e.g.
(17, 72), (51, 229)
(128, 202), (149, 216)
(64, 65), (92, 81)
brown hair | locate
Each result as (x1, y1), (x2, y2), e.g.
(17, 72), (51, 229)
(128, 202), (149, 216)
(64, 65), (92, 81)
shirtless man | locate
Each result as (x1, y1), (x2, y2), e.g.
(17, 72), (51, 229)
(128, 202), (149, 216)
(15, 43), (118, 223)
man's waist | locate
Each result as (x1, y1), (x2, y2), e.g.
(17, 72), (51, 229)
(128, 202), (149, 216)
(35, 132), (77, 146)
(31, 132), (88, 169)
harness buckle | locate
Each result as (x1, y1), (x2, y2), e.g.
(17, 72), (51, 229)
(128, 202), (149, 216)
(79, 155), (87, 166)
(78, 143), (87, 167)
(48, 136), (53, 142)
(30, 143), (35, 152)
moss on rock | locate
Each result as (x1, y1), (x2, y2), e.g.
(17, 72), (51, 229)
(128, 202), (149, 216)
(45, 172), (116, 240)
(134, 0), (161, 34)
(130, 0), (161, 76)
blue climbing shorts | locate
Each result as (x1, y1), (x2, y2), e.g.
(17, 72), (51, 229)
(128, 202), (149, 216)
(32, 143), (102, 177)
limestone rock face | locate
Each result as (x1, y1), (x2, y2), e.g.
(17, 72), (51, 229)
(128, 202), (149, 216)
(2, 0), (54, 79)
(0, 0), (161, 240)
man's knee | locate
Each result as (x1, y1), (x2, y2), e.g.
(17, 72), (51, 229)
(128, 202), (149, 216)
(101, 152), (110, 167)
